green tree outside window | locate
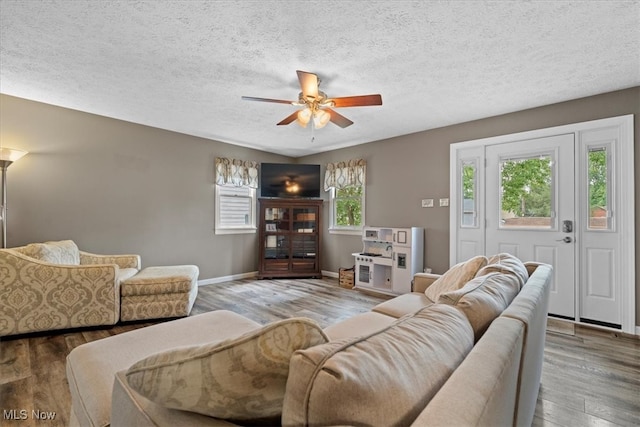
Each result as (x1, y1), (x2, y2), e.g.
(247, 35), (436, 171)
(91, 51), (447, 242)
(335, 186), (363, 227)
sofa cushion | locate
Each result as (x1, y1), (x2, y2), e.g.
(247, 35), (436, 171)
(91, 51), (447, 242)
(371, 292), (432, 318)
(125, 317), (329, 421)
(438, 272), (521, 341)
(323, 311), (397, 341)
(282, 304), (474, 427)
(476, 252), (529, 288)
(424, 255), (488, 302)
(23, 240), (80, 265)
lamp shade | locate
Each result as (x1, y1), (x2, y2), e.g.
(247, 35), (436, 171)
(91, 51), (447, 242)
(313, 109), (330, 129)
(0, 148), (28, 163)
(297, 108), (312, 128)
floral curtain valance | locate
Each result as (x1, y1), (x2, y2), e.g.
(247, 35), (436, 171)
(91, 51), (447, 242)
(324, 159), (366, 191)
(215, 157), (259, 188)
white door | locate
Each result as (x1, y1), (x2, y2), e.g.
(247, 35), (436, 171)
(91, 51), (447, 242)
(485, 134), (576, 318)
(577, 127), (625, 328)
(450, 115), (634, 333)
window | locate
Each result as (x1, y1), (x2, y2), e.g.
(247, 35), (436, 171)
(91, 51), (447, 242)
(461, 160), (477, 227)
(325, 159), (366, 234)
(587, 146), (612, 230)
(330, 185), (365, 233)
(215, 185), (256, 234)
(214, 157), (258, 235)
(499, 154), (553, 229)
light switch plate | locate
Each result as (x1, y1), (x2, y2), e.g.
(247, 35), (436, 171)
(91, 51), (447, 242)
(439, 198), (449, 207)
(421, 199), (434, 208)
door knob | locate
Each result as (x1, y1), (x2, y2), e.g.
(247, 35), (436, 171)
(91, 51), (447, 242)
(556, 236), (572, 243)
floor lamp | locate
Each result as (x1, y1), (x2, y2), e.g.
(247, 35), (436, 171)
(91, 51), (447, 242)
(0, 148), (28, 248)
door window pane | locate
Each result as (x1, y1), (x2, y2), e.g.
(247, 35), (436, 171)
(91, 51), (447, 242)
(587, 147), (610, 230)
(499, 155), (553, 228)
(461, 160), (477, 227)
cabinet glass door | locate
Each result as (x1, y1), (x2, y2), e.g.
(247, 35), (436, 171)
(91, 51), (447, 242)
(292, 207), (317, 233)
(264, 207), (290, 232)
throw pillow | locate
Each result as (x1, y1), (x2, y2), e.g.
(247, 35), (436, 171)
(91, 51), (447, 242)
(23, 240), (80, 265)
(125, 317), (328, 421)
(476, 252), (529, 288)
(424, 255), (488, 302)
(438, 272), (521, 341)
(282, 304), (474, 427)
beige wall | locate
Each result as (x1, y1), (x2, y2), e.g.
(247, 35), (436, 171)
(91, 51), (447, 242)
(2, 87), (639, 325)
(301, 87), (640, 326)
(0, 94), (291, 279)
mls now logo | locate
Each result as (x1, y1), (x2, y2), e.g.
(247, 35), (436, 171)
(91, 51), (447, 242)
(3, 409), (28, 420)
(3, 409), (57, 420)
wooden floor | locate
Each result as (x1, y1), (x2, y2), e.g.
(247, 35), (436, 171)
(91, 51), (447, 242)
(1, 277), (638, 427)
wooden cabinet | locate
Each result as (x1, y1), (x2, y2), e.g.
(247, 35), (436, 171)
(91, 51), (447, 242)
(258, 198), (322, 279)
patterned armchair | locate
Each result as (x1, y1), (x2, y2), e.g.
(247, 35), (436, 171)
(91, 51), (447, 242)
(0, 240), (140, 336)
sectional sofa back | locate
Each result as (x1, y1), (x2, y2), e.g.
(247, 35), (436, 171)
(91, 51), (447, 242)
(502, 263), (552, 427)
(411, 263), (552, 427)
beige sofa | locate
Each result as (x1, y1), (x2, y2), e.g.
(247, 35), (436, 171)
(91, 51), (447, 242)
(1, 240), (199, 336)
(66, 254), (552, 427)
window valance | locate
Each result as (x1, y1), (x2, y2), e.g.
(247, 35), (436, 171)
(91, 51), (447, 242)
(324, 159), (366, 191)
(215, 157), (259, 188)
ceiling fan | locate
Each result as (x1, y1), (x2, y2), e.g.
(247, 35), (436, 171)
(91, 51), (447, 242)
(242, 70), (382, 129)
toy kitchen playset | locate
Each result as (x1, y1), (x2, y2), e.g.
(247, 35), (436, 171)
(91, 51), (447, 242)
(352, 227), (424, 295)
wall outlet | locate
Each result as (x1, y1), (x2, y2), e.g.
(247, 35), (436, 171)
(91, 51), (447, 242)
(421, 199), (434, 208)
(439, 198), (449, 207)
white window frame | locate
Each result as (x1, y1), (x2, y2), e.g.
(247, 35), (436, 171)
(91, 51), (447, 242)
(214, 184), (257, 235)
(328, 185), (366, 235)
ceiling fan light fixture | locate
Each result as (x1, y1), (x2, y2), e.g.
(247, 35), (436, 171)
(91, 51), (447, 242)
(297, 107), (312, 127)
(313, 109), (330, 129)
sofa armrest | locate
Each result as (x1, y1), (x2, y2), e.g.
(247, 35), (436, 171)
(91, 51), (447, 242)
(411, 273), (441, 293)
(80, 251), (141, 270)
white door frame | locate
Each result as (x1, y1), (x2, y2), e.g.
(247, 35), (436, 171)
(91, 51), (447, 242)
(449, 115), (635, 334)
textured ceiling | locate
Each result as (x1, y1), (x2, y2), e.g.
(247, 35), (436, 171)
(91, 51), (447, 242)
(1, 1), (639, 157)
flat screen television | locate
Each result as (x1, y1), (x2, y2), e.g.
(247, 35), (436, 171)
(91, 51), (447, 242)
(260, 163), (321, 198)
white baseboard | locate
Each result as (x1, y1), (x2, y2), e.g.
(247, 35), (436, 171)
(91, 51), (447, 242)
(321, 270), (339, 278)
(199, 270), (342, 286)
(636, 325), (640, 337)
(198, 271), (258, 286)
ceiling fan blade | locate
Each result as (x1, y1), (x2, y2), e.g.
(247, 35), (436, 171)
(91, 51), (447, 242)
(297, 70), (319, 99)
(329, 94), (383, 108)
(326, 108), (354, 128)
(241, 96), (294, 105)
(276, 111), (299, 126)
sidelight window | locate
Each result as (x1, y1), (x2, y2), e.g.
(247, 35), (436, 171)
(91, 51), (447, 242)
(461, 160), (478, 227)
(587, 146), (611, 230)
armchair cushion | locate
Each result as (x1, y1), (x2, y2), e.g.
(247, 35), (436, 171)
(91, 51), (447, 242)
(80, 251), (141, 270)
(22, 240), (80, 265)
